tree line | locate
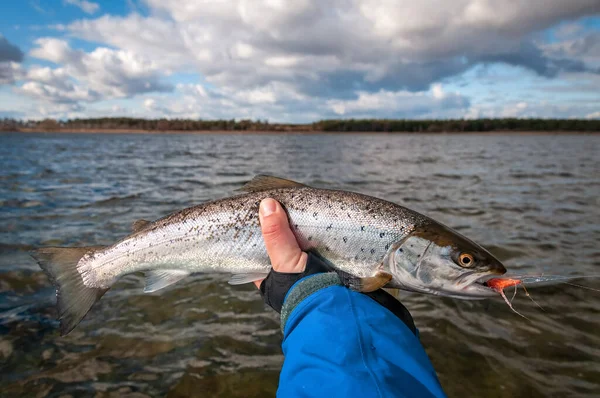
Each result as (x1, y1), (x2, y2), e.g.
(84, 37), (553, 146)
(1, 117), (599, 132)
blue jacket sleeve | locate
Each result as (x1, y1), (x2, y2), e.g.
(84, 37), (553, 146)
(277, 284), (447, 398)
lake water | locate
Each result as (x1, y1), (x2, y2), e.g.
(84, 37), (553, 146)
(1, 132), (599, 397)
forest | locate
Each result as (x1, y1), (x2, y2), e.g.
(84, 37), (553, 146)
(1, 117), (599, 132)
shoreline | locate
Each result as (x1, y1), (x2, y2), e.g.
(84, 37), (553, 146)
(6, 128), (599, 135)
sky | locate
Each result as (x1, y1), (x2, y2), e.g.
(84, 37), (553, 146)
(0, 0), (599, 122)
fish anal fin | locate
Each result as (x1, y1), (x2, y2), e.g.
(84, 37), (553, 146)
(237, 175), (307, 193)
(228, 273), (269, 285)
(144, 270), (189, 293)
(31, 246), (109, 336)
(340, 270), (393, 293)
(132, 219), (152, 233)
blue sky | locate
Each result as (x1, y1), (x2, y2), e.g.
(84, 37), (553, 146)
(0, 0), (599, 121)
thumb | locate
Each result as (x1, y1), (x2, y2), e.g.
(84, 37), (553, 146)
(259, 198), (307, 274)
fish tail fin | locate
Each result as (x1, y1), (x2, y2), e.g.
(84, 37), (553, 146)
(31, 246), (108, 336)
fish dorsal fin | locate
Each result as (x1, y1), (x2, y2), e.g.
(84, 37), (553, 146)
(237, 175), (307, 193)
(143, 270), (189, 293)
(132, 219), (152, 233)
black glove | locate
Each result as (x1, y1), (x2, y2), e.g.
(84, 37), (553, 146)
(259, 253), (417, 336)
(259, 252), (330, 313)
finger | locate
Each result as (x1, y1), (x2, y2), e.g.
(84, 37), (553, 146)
(259, 198), (307, 274)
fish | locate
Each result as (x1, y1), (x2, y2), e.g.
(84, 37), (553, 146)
(32, 175), (507, 335)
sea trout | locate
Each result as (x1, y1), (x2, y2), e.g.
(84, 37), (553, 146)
(32, 175), (506, 335)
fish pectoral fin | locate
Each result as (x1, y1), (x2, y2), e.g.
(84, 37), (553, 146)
(228, 273), (269, 285)
(237, 175), (307, 193)
(339, 270), (393, 293)
(143, 270), (190, 293)
(132, 219), (152, 233)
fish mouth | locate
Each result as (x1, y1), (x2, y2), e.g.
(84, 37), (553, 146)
(454, 271), (504, 298)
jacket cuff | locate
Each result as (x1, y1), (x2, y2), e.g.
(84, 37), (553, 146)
(280, 272), (341, 333)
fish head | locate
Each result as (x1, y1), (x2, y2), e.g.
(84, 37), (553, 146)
(386, 222), (506, 298)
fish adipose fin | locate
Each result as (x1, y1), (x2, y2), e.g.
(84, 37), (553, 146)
(144, 270), (189, 293)
(237, 175), (307, 193)
(228, 273), (269, 285)
(31, 246), (108, 336)
(132, 219), (152, 233)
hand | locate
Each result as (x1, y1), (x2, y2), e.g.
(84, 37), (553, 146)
(253, 198), (308, 288)
(255, 198), (330, 313)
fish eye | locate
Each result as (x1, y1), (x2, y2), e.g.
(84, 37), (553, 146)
(458, 253), (475, 267)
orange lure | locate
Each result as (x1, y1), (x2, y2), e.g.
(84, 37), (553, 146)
(486, 277), (522, 292)
(485, 277), (528, 318)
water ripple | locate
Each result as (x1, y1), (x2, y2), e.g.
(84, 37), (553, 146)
(0, 132), (599, 397)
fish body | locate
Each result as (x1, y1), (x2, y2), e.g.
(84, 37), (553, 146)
(80, 186), (418, 289)
(33, 175), (506, 335)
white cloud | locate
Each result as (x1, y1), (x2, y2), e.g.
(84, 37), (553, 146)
(21, 38), (172, 104)
(57, 0), (600, 122)
(0, 36), (24, 85)
(586, 111), (600, 119)
(465, 100), (600, 119)
(143, 98), (156, 110)
(18, 65), (98, 103)
(30, 38), (80, 65)
(67, 14), (189, 71)
(543, 30), (600, 67)
(0, 62), (22, 85)
(327, 85), (469, 117)
(64, 0), (100, 15)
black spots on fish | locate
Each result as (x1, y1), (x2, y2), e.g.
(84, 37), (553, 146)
(361, 248), (365, 252)
(379, 232), (385, 238)
(399, 248), (404, 253)
(313, 212), (318, 218)
(360, 226), (365, 232)
(343, 237), (348, 243)
(385, 244), (390, 250)
(308, 236), (313, 241)
(326, 224), (333, 231)
(324, 246), (330, 252)
(354, 255), (359, 260)
(294, 224), (299, 230)
(370, 249), (375, 254)
(347, 213), (352, 219)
